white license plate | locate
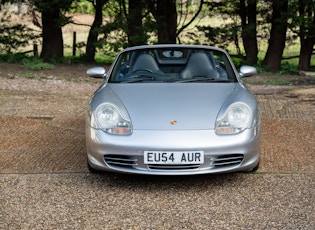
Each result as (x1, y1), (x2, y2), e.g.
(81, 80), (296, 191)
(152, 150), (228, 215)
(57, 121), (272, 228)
(144, 151), (204, 164)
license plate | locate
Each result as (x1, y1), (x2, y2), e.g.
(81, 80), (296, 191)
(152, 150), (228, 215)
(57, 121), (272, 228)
(144, 151), (204, 164)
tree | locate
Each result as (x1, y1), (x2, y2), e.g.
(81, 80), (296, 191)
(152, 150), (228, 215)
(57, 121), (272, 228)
(127, 0), (147, 46)
(239, 0), (258, 65)
(85, 0), (109, 62)
(146, 0), (204, 44)
(176, 0), (204, 42)
(89, 0), (150, 51)
(289, 0), (315, 70)
(201, 0), (258, 64)
(262, 0), (288, 71)
(0, 11), (40, 53)
(145, 0), (177, 43)
(31, 0), (73, 61)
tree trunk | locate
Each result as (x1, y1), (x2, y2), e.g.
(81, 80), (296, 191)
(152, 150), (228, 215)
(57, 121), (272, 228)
(127, 0), (146, 46)
(297, 0), (315, 70)
(40, 9), (64, 61)
(86, 0), (107, 62)
(262, 0), (288, 72)
(298, 39), (315, 70)
(239, 0), (258, 65)
(156, 0), (177, 43)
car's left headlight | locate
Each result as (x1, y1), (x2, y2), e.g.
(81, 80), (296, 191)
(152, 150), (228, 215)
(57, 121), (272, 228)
(215, 102), (251, 135)
(95, 103), (132, 135)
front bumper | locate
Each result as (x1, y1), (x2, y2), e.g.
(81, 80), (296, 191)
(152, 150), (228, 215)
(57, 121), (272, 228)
(86, 125), (260, 175)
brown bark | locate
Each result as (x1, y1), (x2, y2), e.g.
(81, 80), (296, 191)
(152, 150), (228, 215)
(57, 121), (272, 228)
(156, 0), (177, 43)
(127, 0), (146, 46)
(298, 38), (315, 70)
(262, 0), (288, 72)
(40, 9), (64, 61)
(240, 0), (258, 65)
(86, 0), (108, 62)
(297, 0), (315, 70)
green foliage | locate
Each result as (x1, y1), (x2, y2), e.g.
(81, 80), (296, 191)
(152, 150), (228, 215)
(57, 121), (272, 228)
(0, 13), (40, 53)
(0, 0), (313, 71)
(278, 62), (299, 75)
(63, 55), (89, 64)
(31, 0), (74, 28)
(231, 57), (246, 68)
(21, 58), (54, 70)
(94, 52), (116, 64)
(254, 63), (268, 74)
(32, 0), (74, 12)
(48, 55), (98, 65)
(200, 0), (241, 51)
(253, 61), (299, 75)
(70, 0), (95, 14)
(0, 53), (29, 63)
(197, 20), (243, 56)
(96, 22), (128, 53)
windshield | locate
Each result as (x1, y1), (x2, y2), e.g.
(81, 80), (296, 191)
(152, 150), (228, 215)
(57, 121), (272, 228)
(109, 47), (238, 83)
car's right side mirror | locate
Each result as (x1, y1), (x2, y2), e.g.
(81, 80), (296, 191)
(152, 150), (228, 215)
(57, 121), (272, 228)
(239, 66), (257, 78)
(87, 67), (107, 78)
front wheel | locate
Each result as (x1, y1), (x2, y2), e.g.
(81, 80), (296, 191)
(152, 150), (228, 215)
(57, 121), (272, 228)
(248, 161), (260, 173)
(87, 161), (103, 173)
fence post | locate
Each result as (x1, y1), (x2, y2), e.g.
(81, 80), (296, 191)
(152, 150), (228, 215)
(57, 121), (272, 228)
(33, 43), (38, 57)
(73, 31), (76, 56)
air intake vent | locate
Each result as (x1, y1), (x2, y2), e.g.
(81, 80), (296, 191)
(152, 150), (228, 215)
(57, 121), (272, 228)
(211, 154), (243, 168)
(148, 164), (200, 170)
(104, 155), (137, 168)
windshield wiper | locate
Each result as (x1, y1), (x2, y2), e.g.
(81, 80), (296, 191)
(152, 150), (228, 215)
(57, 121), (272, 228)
(177, 77), (234, 83)
(122, 75), (161, 83)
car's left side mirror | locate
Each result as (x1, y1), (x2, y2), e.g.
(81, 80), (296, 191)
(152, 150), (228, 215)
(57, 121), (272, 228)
(239, 66), (257, 78)
(87, 67), (107, 78)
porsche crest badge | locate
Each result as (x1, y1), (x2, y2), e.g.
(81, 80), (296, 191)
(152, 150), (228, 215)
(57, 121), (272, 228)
(170, 120), (177, 125)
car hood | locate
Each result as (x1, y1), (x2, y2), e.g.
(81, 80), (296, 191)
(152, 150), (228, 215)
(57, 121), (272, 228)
(107, 83), (237, 130)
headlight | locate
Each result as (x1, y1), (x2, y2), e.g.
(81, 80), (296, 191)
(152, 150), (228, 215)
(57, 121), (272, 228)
(95, 103), (132, 135)
(215, 103), (251, 135)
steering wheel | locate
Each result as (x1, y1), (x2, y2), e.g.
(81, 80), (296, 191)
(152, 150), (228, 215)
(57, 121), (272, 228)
(131, 68), (153, 73)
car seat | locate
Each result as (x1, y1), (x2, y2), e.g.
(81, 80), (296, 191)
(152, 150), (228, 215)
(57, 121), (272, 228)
(180, 52), (219, 79)
(129, 53), (163, 74)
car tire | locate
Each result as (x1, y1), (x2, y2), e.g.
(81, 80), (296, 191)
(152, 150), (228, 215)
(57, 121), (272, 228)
(87, 161), (102, 174)
(248, 161), (260, 173)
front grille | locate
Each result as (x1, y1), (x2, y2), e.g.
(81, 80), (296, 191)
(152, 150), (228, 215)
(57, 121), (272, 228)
(211, 154), (243, 168)
(103, 154), (244, 171)
(104, 155), (137, 168)
(148, 164), (200, 170)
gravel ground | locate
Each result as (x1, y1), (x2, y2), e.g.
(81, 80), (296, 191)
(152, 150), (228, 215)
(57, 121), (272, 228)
(0, 72), (314, 229)
(1, 173), (314, 229)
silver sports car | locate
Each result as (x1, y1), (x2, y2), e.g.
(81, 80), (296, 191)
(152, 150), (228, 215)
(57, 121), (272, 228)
(86, 44), (260, 175)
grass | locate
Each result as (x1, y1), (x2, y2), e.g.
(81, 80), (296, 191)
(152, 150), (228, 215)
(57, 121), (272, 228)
(243, 73), (315, 86)
(266, 76), (293, 85)
(0, 90), (7, 107)
(21, 58), (54, 70)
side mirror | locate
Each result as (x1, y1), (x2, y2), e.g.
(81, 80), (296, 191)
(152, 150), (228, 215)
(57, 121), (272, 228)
(86, 67), (106, 78)
(239, 66), (257, 78)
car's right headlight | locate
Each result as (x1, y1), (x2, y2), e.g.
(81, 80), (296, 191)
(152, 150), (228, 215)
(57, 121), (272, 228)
(95, 103), (132, 135)
(215, 102), (251, 135)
